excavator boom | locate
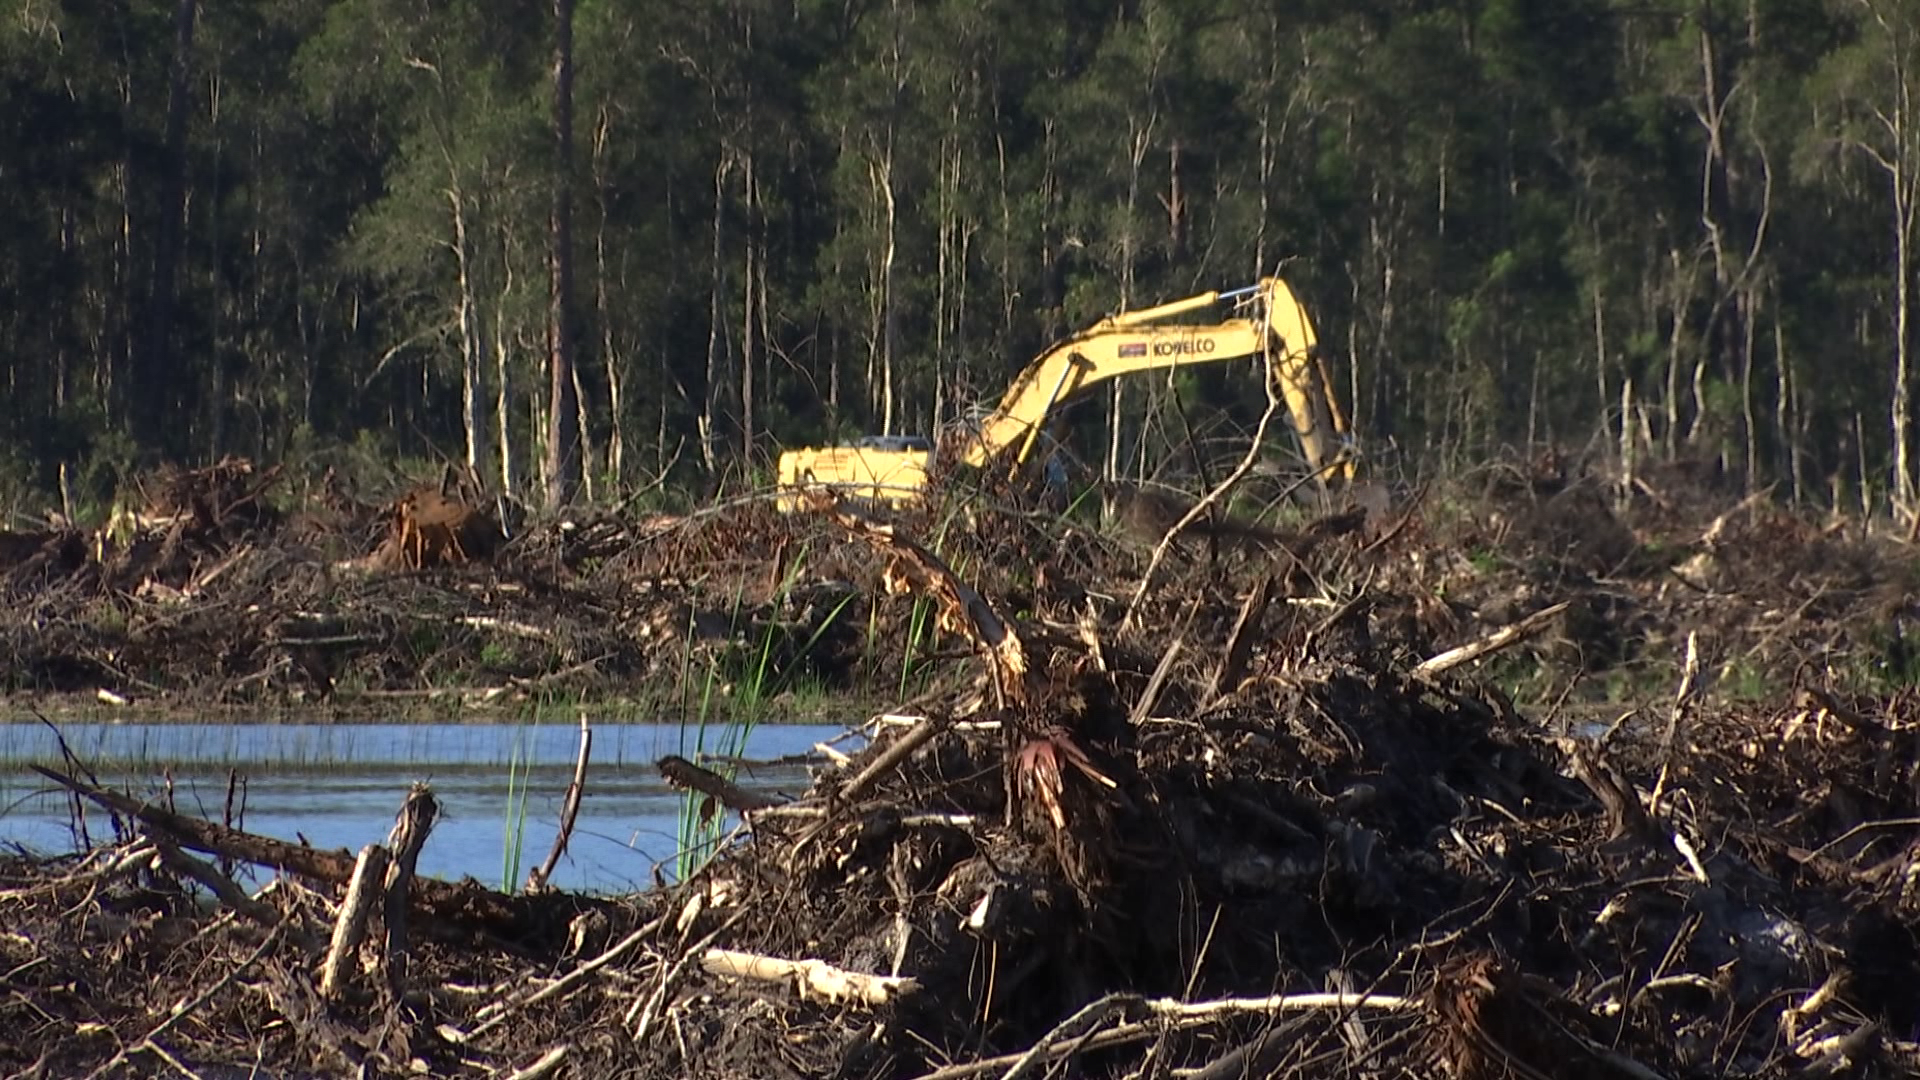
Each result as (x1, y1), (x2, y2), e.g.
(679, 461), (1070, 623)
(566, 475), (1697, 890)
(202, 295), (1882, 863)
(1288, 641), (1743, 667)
(775, 276), (1353, 510)
(956, 277), (1350, 476)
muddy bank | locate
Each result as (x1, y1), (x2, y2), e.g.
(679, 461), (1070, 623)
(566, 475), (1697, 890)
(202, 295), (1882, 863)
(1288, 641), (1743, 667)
(4, 456), (1919, 1077)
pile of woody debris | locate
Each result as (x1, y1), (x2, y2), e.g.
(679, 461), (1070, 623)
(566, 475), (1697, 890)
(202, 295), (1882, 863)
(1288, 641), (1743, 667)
(6, 483), (1919, 1078)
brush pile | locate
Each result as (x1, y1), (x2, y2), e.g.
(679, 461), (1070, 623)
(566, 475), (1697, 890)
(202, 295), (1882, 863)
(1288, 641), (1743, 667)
(6, 457), (1920, 1077)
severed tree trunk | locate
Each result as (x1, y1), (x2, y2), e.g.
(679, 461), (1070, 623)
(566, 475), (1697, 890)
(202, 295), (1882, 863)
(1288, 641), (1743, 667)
(544, 0), (582, 510)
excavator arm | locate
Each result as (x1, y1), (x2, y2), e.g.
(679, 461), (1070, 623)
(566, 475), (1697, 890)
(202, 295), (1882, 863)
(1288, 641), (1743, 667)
(955, 277), (1354, 480)
(774, 275), (1354, 510)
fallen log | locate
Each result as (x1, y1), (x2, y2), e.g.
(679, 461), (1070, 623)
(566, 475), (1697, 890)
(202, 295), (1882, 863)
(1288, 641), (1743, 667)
(31, 765), (612, 939)
(657, 754), (785, 812)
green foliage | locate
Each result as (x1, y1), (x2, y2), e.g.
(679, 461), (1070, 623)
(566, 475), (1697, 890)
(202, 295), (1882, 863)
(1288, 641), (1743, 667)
(1718, 657), (1782, 702)
(501, 730), (532, 891)
(1832, 619), (1920, 694)
(0, 0), (1913, 511)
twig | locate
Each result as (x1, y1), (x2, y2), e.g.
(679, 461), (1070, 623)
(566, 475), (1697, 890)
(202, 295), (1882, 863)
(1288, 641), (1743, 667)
(510, 651), (613, 692)
(1412, 601), (1571, 679)
(1359, 483), (1428, 553)
(1001, 993), (1136, 1080)
(1802, 1021), (1881, 1076)
(1123, 346), (1286, 630)
(85, 917), (284, 1080)
(1130, 636), (1185, 726)
(457, 614), (555, 641)
(610, 436), (686, 515)
(528, 714), (593, 892)
(31, 764), (545, 926)
(33, 709), (118, 849)
(1209, 573), (1274, 705)
(150, 834), (279, 926)
(457, 914), (669, 1041)
(498, 1045), (569, 1080)
(629, 912), (747, 1043)
(906, 990), (1414, 1080)
(140, 1039), (209, 1080)
(829, 509), (1031, 706)
(0, 841), (157, 902)
(1650, 630), (1704, 815)
(837, 716), (952, 806)
(1140, 991), (1412, 1017)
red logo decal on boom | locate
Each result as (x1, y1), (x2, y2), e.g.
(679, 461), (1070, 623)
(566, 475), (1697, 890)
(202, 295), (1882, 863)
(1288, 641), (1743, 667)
(1117, 343), (1147, 358)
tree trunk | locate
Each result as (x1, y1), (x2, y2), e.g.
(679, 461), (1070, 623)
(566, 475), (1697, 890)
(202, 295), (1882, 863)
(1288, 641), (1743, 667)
(1109, 115), (1154, 485)
(573, 361), (594, 503)
(996, 129), (1017, 346)
(741, 152), (757, 462)
(1741, 286), (1759, 487)
(495, 265), (515, 496)
(450, 190), (489, 478)
(592, 108), (624, 489)
(136, 0), (199, 458)
(543, 0), (581, 511)
(1893, 171), (1914, 517)
(1773, 282), (1797, 500)
(877, 154), (899, 436)
(702, 156), (732, 475)
(1664, 249), (1688, 457)
(935, 127), (952, 439)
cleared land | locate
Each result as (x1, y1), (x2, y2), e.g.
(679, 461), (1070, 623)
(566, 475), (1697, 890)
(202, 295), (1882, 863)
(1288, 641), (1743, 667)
(3, 455), (1918, 1077)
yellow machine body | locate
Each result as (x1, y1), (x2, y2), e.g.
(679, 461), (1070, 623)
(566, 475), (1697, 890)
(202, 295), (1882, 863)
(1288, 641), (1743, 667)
(776, 276), (1353, 509)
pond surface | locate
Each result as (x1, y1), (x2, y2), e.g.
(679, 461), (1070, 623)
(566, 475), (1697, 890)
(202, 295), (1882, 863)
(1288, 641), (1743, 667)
(0, 718), (856, 894)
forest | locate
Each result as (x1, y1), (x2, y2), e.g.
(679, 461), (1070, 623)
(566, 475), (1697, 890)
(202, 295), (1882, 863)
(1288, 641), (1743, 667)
(3, 0), (1917, 514)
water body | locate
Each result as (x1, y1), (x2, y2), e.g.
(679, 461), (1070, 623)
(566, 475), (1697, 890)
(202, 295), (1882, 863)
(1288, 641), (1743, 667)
(0, 719), (856, 894)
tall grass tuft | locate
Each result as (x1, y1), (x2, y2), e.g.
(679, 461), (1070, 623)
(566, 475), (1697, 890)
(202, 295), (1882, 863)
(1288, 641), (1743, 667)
(499, 729), (531, 891)
(671, 543), (855, 879)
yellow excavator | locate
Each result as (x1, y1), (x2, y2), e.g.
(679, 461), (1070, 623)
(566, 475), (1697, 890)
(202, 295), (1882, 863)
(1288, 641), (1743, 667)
(775, 276), (1354, 510)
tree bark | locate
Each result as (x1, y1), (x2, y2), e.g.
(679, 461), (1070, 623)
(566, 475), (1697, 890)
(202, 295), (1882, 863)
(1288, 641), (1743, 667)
(880, 154), (899, 436)
(1892, 169), (1914, 516)
(450, 189), (490, 479)
(544, 0), (582, 510)
(703, 155), (732, 476)
(592, 106), (624, 489)
(740, 149), (759, 463)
